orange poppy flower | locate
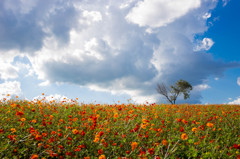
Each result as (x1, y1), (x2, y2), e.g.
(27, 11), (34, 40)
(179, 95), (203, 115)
(192, 127), (197, 132)
(72, 129), (79, 135)
(94, 137), (100, 143)
(206, 122), (214, 128)
(131, 142), (138, 150)
(162, 139), (168, 146)
(99, 155), (106, 159)
(31, 154), (38, 159)
(141, 124), (147, 129)
(11, 128), (16, 133)
(114, 113), (118, 118)
(181, 133), (188, 140)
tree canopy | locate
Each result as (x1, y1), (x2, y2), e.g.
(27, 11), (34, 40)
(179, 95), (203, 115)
(156, 79), (192, 104)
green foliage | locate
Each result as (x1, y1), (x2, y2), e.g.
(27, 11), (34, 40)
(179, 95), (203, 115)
(0, 99), (239, 158)
(157, 79), (192, 104)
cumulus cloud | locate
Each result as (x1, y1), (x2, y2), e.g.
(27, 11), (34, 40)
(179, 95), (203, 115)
(0, 81), (23, 100)
(82, 11), (102, 23)
(228, 97), (240, 104)
(38, 80), (50, 87)
(24, 0), (240, 103)
(194, 38), (215, 51)
(126, 0), (201, 28)
(0, 64), (19, 80)
(0, 0), (78, 51)
(0, 0), (239, 103)
(237, 77), (240, 86)
(0, 50), (20, 80)
(194, 84), (210, 91)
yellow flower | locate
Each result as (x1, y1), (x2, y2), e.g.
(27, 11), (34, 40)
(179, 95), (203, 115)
(181, 133), (188, 140)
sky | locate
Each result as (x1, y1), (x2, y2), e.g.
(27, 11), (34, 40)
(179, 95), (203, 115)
(0, 0), (240, 104)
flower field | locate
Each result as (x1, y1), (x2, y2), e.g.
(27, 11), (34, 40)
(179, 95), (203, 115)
(0, 97), (239, 159)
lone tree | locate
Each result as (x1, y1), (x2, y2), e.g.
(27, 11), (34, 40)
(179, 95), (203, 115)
(156, 79), (192, 104)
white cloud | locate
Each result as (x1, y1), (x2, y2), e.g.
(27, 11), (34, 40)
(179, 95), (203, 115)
(126, 0), (201, 28)
(0, 64), (19, 80)
(26, 0), (237, 104)
(3, 0), (37, 14)
(0, 81), (23, 100)
(229, 97), (240, 104)
(194, 38), (214, 51)
(38, 80), (50, 87)
(194, 84), (210, 91)
(237, 77), (240, 86)
(82, 10), (102, 22)
(222, 0), (230, 7)
(202, 12), (211, 19)
(0, 50), (20, 80)
(119, 0), (137, 9)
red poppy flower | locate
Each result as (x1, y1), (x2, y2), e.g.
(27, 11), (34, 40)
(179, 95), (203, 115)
(179, 126), (184, 132)
(148, 148), (154, 155)
(233, 144), (240, 149)
(98, 149), (103, 155)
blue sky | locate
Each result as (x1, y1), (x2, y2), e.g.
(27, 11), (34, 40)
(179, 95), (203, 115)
(0, 0), (239, 104)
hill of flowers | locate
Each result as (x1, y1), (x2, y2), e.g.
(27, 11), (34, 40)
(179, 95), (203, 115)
(0, 96), (239, 159)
